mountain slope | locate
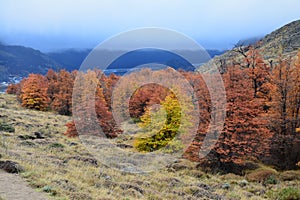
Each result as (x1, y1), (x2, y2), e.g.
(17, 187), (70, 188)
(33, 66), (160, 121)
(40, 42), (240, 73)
(0, 43), (61, 81)
(47, 49), (90, 71)
(200, 19), (300, 71)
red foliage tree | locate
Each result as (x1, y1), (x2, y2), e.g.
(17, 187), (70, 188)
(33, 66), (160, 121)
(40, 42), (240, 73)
(243, 46), (271, 98)
(51, 70), (74, 115)
(6, 83), (20, 95)
(186, 66), (272, 174)
(129, 83), (170, 119)
(267, 52), (300, 169)
(46, 69), (59, 102)
(65, 70), (121, 138)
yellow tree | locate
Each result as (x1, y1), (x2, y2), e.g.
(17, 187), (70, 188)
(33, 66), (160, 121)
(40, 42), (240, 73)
(134, 92), (186, 152)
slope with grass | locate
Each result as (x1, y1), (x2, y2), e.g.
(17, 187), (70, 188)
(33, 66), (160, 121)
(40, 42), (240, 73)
(0, 94), (299, 200)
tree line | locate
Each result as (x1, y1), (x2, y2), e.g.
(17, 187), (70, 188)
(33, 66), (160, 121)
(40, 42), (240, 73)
(6, 48), (300, 172)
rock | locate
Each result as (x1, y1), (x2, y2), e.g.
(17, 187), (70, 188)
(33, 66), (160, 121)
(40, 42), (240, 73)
(259, 189), (266, 195)
(0, 160), (24, 173)
(20, 141), (35, 146)
(245, 192), (254, 198)
(34, 132), (44, 139)
(134, 180), (150, 187)
(239, 179), (248, 187)
(221, 183), (230, 190)
(186, 170), (205, 178)
(69, 142), (78, 146)
(18, 135), (36, 140)
(197, 183), (211, 191)
(104, 175), (111, 181)
(98, 174), (112, 181)
(168, 178), (181, 187)
(187, 186), (223, 199)
(116, 143), (133, 149)
(120, 183), (144, 195)
(103, 180), (118, 188)
(166, 159), (194, 171)
(65, 156), (98, 167)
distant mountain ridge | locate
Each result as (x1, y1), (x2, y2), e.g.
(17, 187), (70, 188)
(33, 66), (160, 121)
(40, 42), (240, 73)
(0, 43), (61, 81)
(0, 42), (225, 82)
(47, 48), (225, 71)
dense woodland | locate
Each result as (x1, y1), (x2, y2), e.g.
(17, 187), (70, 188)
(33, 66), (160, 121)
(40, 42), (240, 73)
(6, 48), (300, 174)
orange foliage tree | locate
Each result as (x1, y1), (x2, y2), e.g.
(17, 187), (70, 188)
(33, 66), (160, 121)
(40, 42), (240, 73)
(20, 74), (49, 111)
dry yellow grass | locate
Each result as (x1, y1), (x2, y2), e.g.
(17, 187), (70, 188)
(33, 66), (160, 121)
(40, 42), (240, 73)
(0, 94), (299, 200)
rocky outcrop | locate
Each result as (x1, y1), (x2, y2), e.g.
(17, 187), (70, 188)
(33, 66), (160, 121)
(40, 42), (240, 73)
(0, 160), (24, 173)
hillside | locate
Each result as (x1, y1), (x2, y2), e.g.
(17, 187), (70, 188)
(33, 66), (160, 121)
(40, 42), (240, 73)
(0, 43), (60, 82)
(1, 93), (300, 199)
(47, 49), (90, 72)
(200, 19), (300, 71)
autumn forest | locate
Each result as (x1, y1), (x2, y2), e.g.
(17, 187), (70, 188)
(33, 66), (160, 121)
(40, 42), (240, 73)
(6, 47), (300, 174)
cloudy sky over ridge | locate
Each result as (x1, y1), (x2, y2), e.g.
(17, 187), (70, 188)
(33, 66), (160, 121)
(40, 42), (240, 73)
(0, 0), (299, 51)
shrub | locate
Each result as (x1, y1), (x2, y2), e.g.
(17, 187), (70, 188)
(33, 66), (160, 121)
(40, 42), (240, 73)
(277, 187), (300, 200)
(42, 185), (57, 196)
(49, 143), (64, 149)
(0, 122), (15, 133)
(264, 175), (278, 185)
(246, 168), (277, 183)
(279, 170), (300, 181)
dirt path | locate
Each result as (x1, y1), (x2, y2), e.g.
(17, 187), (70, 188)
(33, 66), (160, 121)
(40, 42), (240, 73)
(0, 170), (49, 200)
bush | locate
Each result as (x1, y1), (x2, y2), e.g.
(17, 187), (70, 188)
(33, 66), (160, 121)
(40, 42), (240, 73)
(49, 143), (64, 149)
(277, 187), (300, 200)
(264, 175), (278, 185)
(279, 170), (300, 181)
(246, 168), (277, 183)
(42, 185), (57, 196)
(0, 122), (15, 133)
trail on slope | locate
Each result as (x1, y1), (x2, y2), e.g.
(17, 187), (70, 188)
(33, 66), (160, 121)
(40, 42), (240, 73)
(0, 170), (48, 200)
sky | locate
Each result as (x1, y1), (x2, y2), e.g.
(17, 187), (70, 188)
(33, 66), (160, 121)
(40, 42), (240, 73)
(0, 0), (299, 52)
